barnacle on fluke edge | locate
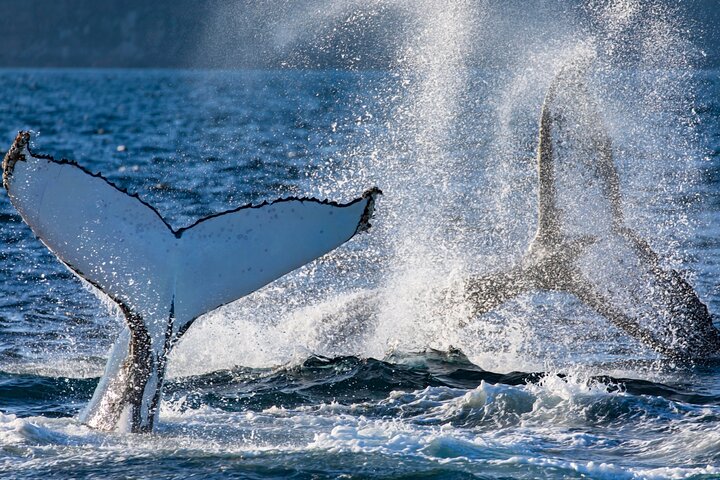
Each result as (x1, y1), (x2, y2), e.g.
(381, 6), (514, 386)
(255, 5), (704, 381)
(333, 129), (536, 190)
(2, 130), (30, 188)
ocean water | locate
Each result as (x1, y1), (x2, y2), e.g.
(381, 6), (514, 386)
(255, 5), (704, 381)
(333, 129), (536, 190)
(1, 42), (720, 480)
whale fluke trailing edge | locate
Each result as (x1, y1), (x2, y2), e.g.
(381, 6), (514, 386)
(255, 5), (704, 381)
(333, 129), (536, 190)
(2, 131), (381, 433)
(467, 57), (720, 360)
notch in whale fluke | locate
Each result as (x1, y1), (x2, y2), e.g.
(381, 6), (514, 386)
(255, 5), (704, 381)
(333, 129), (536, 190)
(2, 131), (381, 433)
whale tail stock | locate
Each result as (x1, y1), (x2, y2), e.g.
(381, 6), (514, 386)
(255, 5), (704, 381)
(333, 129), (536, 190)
(466, 58), (720, 360)
(2, 131), (381, 432)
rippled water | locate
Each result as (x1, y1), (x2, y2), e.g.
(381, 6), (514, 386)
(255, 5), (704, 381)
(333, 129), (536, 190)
(0, 67), (719, 479)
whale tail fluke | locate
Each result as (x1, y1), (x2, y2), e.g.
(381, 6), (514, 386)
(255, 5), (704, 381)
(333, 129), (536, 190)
(466, 58), (720, 360)
(3, 131), (381, 432)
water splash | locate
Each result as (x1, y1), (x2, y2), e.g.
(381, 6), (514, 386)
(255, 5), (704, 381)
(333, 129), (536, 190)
(167, 0), (706, 376)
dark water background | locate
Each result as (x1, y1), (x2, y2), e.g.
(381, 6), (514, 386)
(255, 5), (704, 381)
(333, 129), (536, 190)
(0, 68), (719, 479)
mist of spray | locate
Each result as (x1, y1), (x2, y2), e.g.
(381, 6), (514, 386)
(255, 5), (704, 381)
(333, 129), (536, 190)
(169, 0), (705, 377)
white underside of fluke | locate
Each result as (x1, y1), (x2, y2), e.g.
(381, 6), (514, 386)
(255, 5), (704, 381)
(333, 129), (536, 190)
(2, 133), (380, 432)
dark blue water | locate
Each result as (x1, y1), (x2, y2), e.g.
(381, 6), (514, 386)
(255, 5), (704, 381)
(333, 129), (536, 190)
(1, 65), (720, 479)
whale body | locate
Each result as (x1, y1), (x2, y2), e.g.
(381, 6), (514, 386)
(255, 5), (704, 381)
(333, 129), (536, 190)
(2, 132), (380, 432)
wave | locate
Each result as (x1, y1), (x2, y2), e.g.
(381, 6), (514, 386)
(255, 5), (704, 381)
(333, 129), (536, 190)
(3, 349), (720, 479)
(0, 372), (96, 418)
(4, 349), (720, 421)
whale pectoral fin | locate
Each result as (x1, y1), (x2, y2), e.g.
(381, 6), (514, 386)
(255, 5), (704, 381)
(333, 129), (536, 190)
(618, 227), (720, 356)
(623, 225), (714, 321)
(570, 280), (671, 357)
(632, 244), (720, 354)
(172, 188), (381, 333)
(2, 132), (174, 316)
(571, 235), (720, 359)
(465, 266), (530, 317)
